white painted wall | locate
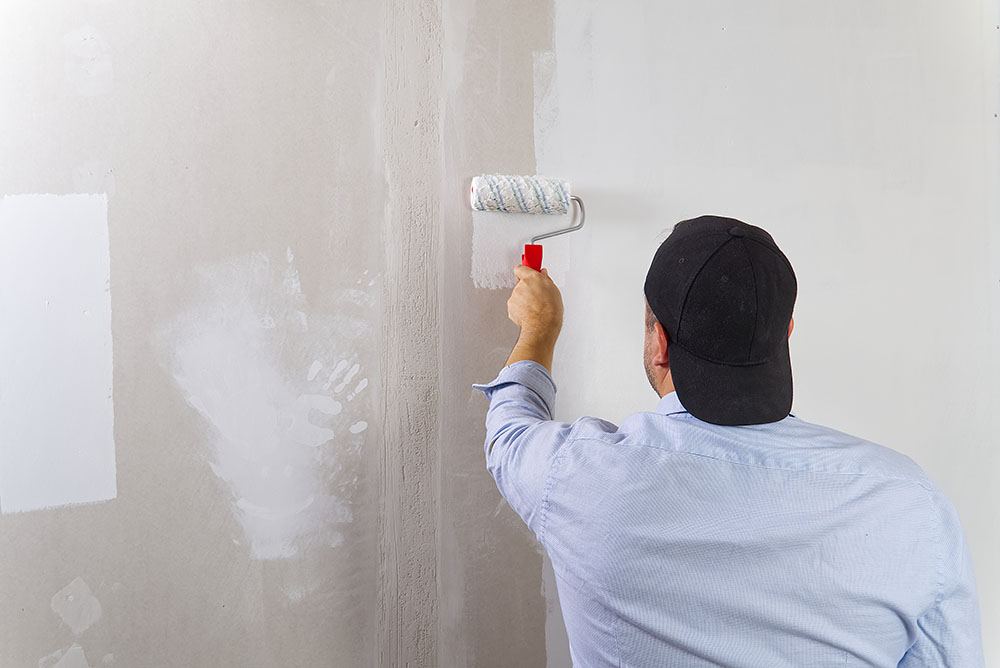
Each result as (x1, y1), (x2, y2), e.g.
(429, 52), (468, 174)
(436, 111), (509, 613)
(539, 1), (1000, 664)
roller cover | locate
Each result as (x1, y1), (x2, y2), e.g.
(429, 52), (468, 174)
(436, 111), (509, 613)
(470, 174), (571, 215)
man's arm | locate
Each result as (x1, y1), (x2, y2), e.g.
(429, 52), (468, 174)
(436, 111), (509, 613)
(472, 265), (570, 536)
(503, 265), (563, 371)
(898, 491), (985, 666)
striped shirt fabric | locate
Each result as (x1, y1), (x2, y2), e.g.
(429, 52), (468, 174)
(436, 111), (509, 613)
(474, 361), (984, 667)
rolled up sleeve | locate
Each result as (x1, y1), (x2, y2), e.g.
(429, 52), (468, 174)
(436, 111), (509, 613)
(473, 360), (573, 538)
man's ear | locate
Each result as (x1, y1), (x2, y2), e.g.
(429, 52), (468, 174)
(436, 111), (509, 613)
(651, 321), (670, 367)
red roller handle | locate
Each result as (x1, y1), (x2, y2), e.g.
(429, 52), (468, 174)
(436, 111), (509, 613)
(522, 244), (543, 271)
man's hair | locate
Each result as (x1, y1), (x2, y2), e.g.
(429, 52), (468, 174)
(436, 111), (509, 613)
(644, 303), (671, 344)
(645, 304), (658, 332)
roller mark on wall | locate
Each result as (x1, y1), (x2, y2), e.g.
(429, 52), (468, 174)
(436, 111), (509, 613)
(470, 210), (534, 289)
(63, 25), (112, 97)
(156, 251), (375, 560)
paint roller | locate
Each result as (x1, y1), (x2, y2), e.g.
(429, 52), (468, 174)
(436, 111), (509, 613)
(470, 174), (586, 271)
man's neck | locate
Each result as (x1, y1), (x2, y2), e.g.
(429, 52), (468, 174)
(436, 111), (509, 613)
(658, 372), (675, 398)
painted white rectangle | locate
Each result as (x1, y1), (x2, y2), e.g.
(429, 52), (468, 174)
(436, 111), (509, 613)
(0, 194), (116, 513)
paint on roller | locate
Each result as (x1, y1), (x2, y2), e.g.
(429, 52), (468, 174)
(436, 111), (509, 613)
(0, 194), (117, 514)
(156, 252), (375, 560)
(470, 174), (571, 214)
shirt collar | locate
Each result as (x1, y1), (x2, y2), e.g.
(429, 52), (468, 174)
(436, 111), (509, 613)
(655, 391), (688, 416)
(654, 391), (797, 421)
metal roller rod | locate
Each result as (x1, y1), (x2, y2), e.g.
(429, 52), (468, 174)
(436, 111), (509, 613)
(530, 196), (586, 244)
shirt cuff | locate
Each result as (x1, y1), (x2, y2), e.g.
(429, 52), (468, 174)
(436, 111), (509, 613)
(473, 360), (558, 412)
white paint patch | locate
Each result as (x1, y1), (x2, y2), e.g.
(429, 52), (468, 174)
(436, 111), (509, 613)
(348, 421), (368, 434)
(470, 209), (571, 289)
(347, 377), (368, 400)
(72, 160), (116, 198)
(323, 359), (350, 390)
(470, 210), (535, 289)
(0, 194), (116, 514)
(51, 577), (102, 635)
(39, 645), (92, 668)
(333, 363), (361, 393)
(157, 254), (374, 560)
(63, 26), (113, 97)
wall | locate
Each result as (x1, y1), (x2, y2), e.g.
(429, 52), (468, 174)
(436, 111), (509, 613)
(1, 1), (996, 667)
(1, 1), (389, 665)
(541, 1), (1000, 665)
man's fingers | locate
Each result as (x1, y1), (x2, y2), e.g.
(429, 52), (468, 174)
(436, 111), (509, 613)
(513, 264), (536, 281)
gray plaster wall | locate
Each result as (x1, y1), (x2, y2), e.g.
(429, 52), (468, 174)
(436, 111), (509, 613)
(1, 0), (553, 666)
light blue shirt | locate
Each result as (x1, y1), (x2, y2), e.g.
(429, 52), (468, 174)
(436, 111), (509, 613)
(475, 361), (983, 667)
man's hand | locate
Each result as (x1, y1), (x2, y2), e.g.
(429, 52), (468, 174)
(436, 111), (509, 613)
(504, 265), (564, 372)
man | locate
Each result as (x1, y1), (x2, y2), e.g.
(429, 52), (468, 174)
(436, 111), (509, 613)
(475, 216), (983, 667)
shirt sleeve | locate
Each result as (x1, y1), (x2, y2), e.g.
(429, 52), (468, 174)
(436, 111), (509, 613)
(898, 490), (985, 667)
(473, 360), (575, 539)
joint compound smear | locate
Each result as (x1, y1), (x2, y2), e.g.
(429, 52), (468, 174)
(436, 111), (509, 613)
(51, 577), (102, 636)
(156, 250), (375, 560)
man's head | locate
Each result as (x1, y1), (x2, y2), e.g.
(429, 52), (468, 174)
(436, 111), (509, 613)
(643, 216), (797, 425)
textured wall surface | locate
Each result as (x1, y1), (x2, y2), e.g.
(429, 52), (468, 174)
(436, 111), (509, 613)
(437, 2), (553, 665)
(2, 1), (997, 666)
(1, 1), (388, 665)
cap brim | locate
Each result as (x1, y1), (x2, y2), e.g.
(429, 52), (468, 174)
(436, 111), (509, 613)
(668, 338), (793, 426)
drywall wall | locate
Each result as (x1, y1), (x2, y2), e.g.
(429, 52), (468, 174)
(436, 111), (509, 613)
(0, 0), (555, 666)
(2, 0), (996, 666)
(538, 1), (1000, 664)
(438, 2), (554, 665)
(0, 1), (389, 665)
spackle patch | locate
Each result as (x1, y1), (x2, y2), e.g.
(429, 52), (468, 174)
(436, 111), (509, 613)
(39, 645), (92, 668)
(51, 577), (102, 636)
(156, 253), (375, 560)
(349, 421), (368, 434)
(63, 25), (112, 96)
(0, 194), (117, 514)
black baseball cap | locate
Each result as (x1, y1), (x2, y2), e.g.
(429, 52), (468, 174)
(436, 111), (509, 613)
(643, 215), (797, 426)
